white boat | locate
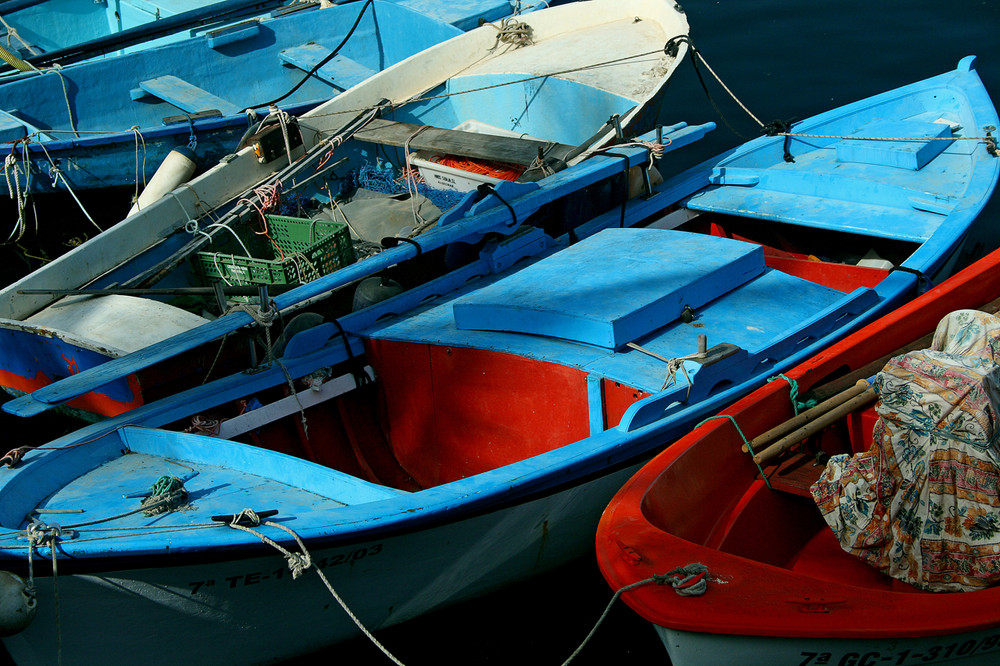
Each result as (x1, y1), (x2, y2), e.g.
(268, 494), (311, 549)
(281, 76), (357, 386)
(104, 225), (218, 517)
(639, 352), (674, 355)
(0, 0), (691, 421)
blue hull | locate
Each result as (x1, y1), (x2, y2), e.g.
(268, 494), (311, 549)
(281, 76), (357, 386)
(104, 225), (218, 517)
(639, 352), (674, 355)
(0, 1), (464, 193)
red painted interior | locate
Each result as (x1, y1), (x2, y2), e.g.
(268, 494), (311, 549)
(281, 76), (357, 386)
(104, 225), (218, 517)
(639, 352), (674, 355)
(602, 379), (651, 429)
(368, 339), (594, 487)
(762, 254), (890, 291)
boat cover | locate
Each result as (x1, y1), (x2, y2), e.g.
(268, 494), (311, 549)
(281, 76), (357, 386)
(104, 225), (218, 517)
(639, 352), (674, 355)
(811, 309), (1000, 592)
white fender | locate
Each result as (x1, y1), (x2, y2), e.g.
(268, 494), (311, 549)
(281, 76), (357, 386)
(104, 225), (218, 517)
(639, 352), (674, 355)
(127, 146), (198, 217)
(0, 570), (35, 636)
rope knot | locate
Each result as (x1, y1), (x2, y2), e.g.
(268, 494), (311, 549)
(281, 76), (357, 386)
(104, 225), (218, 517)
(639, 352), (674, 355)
(654, 563), (709, 596)
(285, 551), (312, 579)
(140, 475), (188, 516)
(486, 17), (533, 51)
(762, 119), (793, 136)
(663, 34), (692, 58)
(231, 508), (262, 527)
(25, 520), (64, 547)
(0, 447), (29, 468)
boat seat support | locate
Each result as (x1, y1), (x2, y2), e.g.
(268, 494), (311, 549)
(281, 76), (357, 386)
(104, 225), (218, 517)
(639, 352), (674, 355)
(279, 43), (376, 90)
(131, 75), (242, 117)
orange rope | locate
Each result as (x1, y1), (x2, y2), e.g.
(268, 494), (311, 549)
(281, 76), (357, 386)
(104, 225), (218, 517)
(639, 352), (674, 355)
(432, 154), (525, 181)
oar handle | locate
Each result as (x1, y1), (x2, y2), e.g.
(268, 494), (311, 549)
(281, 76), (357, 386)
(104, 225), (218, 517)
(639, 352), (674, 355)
(752, 386), (877, 465)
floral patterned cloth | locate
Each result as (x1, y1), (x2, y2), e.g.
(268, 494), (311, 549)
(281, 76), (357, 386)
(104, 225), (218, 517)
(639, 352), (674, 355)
(810, 310), (1000, 592)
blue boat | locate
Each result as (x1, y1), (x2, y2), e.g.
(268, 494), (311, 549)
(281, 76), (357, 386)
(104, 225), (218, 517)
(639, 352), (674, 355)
(0, 0), (692, 420)
(0, 0), (291, 66)
(0, 56), (996, 665)
(0, 0), (526, 69)
(0, 0), (480, 197)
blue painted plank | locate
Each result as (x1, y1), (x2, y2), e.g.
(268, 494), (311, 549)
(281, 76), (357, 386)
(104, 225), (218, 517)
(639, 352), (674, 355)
(279, 43), (377, 90)
(452, 229), (766, 350)
(138, 75), (241, 116)
(836, 119), (952, 170)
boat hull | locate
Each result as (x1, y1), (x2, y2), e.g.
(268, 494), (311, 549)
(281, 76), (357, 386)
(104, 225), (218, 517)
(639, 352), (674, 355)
(1, 465), (638, 666)
(655, 626), (1000, 666)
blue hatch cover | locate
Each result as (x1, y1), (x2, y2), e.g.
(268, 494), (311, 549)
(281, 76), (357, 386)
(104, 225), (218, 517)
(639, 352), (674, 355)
(452, 228), (765, 349)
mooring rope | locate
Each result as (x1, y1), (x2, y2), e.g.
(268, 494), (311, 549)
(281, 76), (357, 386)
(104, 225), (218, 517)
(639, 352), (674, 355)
(130, 125), (148, 206)
(561, 563), (709, 665)
(677, 35), (999, 156)
(29, 141), (102, 232)
(224, 508), (406, 666)
(25, 520), (62, 665)
(3, 152), (27, 243)
(626, 341), (694, 397)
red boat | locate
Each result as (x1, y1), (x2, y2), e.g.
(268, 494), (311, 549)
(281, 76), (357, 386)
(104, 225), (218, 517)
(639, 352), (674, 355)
(596, 246), (1000, 666)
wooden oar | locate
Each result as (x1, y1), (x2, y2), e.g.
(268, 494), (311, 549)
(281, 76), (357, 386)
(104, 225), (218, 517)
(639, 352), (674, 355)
(741, 379), (872, 455)
(747, 295), (1000, 464)
(752, 380), (877, 466)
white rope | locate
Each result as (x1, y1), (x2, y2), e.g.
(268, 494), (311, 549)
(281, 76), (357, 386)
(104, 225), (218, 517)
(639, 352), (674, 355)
(225, 509), (406, 666)
(626, 341), (694, 397)
(3, 153), (27, 243)
(32, 142), (102, 232)
(130, 126), (148, 206)
(47, 66), (78, 138)
(0, 14), (38, 55)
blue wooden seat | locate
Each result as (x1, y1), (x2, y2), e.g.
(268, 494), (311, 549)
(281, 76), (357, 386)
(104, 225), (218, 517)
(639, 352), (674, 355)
(452, 228), (766, 350)
(835, 119), (952, 170)
(279, 43), (376, 90)
(131, 75), (241, 117)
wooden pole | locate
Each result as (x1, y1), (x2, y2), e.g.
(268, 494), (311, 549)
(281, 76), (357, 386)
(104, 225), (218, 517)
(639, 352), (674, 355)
(752, 386), (877, 465)
(741, 379), (872, 454)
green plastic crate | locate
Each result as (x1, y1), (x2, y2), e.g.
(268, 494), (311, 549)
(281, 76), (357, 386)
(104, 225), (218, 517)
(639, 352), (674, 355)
(195, 214), (355, 287)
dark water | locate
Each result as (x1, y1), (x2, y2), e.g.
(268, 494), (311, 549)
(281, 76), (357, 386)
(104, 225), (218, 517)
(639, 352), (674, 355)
(4, 0), (1000, 664)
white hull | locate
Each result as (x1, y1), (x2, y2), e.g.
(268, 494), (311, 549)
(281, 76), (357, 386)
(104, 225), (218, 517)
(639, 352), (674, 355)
(656, 625), (1000, 666)
(3, 466), (637, 665)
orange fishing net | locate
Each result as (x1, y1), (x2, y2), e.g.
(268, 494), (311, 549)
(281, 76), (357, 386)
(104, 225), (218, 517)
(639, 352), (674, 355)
(432, 154), (526, 181)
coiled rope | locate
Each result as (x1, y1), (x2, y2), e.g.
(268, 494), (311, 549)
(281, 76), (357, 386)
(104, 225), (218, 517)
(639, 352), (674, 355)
(484, 17), (533, 52)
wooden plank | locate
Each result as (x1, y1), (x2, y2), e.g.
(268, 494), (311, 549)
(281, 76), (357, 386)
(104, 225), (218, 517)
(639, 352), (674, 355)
(353, 118), (576, 168)
(217, 367), (373, 440)
(138, 75), (241, 116)
(279, 44), (376, 90)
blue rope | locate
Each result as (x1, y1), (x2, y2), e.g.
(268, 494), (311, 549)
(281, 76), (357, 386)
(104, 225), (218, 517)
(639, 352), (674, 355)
(353, 160), (466, 211)
(693, 414), (773, 489)
(768, 373), (817, 415)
